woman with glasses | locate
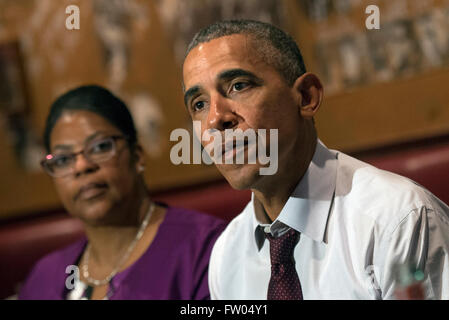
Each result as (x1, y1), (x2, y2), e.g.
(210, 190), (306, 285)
(18, 85), (226, 300)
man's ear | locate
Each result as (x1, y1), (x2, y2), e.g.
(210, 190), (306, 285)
(292, 72), (323, 119)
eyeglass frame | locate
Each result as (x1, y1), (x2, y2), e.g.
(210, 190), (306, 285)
(40, 135), (127, 178)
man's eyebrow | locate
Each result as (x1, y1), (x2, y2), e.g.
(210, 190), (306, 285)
(217, 69), (262, 83)
(184, 85), (200, 107)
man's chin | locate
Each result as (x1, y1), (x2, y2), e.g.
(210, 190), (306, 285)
(217, 163), (261, 190)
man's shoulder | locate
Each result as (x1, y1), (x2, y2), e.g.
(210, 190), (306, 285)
(337, 151), (435, 201)
(334, 151), (443, 228)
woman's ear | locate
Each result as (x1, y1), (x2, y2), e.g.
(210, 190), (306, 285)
(292, 72), (324, 119)
(132, 144), (145, 174)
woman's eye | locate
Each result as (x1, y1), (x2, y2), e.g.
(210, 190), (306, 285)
(53, 155), (72, 167)
(90, 140), (113, 154)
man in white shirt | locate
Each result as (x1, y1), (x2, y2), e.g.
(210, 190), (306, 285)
(181, 19), (449, 299)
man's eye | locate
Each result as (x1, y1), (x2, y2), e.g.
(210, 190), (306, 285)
(193, 101), (205, 112)
(231, 82), (249, 92)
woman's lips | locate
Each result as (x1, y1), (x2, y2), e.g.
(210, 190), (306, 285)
(75, 183), (108, 201)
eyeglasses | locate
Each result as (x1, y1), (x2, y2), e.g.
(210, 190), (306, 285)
(41, 135), (126, 178)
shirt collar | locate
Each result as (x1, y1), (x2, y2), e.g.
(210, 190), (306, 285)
(252, 140), (338, 250)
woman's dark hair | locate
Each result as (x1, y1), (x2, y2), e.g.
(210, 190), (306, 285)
(43, 85), (137, 153)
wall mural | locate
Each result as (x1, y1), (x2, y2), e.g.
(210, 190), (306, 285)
(155, 0), (287, 63)
(92, 0), (164, 158)
(0, 41), (44, 172)
(298, 0), (449, 95)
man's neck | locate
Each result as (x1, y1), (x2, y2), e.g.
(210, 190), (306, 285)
(252, 132), (317, 223)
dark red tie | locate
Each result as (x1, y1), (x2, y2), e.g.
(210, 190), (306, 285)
(266, 228), (303, 300)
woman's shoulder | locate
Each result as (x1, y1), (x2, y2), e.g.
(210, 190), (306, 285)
(18, 237), (87, 299)
(157, 206), (227, 242)
(164, 206), (227, 231)
(34, 237), (86, 269)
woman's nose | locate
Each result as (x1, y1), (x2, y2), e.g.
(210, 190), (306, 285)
(73, 152), (98, 177)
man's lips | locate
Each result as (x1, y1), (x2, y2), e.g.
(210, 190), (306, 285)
(221, 140), (248, 155)
(220, 140), (255, 164)
(203, 138), (257, 164)
(221, 140), (249, 157)
(74, 182), (108, 201)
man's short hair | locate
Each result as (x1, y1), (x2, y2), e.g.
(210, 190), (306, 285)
(185, 19), (307, 86)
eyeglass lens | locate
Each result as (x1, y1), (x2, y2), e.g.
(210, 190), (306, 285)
(43, 137), (117, 177)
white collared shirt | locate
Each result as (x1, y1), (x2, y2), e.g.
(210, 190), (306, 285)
(208, 140), (449, 299)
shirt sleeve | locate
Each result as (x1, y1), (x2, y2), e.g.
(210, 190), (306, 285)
(378, 203), (449, 300)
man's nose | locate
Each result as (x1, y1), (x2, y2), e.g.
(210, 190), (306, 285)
(206, 94), (237, 131)
(73, 153), (98, 177)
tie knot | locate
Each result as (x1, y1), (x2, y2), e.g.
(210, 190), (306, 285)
(266, 228), (298, 264)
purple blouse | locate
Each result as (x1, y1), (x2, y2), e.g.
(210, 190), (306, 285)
(18, 207), (227, 300)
